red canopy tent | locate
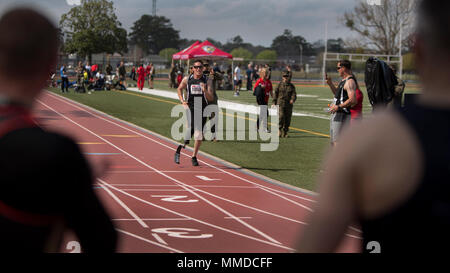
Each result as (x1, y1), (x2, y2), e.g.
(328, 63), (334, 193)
(182, 40), (233, 60)
(172, 41), (200, 60)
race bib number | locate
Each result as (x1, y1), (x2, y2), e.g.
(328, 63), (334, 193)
(190, 84), (203, 95)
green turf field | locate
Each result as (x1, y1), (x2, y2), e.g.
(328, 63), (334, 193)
(48, 79), (420, 192)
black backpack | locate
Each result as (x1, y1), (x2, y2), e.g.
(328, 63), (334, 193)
(365, 57), (398, 107)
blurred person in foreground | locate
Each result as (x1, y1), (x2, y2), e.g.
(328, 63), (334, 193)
(0, 8), (117, 252)
(297, 0), (450, 253)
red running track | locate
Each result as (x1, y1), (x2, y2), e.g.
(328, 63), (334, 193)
(34, 91), (362, 253)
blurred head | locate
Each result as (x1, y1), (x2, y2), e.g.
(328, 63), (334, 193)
(282, 70), (290, 82)
(415, 0), (450, 92)
(0, 8), (58, 98)
(192, 60), (203, 77)
(259, 68), (267, 79)
(203, 61), (210, 72)
(337, 60), (351, 78)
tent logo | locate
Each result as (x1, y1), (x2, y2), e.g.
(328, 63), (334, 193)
(202, 46), (216, 54)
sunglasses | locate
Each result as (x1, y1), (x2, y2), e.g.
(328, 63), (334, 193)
(193, 66), (203, 69)
(336, 66), (342, 70)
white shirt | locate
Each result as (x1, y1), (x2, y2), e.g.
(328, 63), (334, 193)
(234, 66), (241, 81)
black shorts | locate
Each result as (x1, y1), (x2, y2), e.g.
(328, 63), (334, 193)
(187, 105), (207, 135)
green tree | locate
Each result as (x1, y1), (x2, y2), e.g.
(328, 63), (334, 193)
(271, 29), (312, 57)
(129, 15), (180, 55)
(230, 47), (253, 61)
(159, 48), (178, 63)
(255, 50), (277, 63)
(60, 0), (127, 63)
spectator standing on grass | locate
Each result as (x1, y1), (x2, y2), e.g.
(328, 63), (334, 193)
(137, 63), (145, 91)
(130, 65), (136, 82)
(264, 64), (272, 80)
(148, 63), (155, 89)
(169, 63), (177, 88)
(60, 64), (69, 93)
(253, 64), (260, 81)
(246, 63), (254, 91)
(118, 61), (126, 89)
(226, 65), (232, 88)
(297, 0), (450, 253)
(254, 68), (273, 132)
(234, 63), (242, 96)
(76, 61), (85, 93)
(0, 8), (117, 252)
(273, 70), (297, 138)
(85, 62), (91, 79)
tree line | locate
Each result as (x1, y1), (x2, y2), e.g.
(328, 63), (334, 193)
(60, 0), (416, 65)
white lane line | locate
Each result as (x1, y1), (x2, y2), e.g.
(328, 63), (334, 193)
(224, 217), (252, 220)
(257, 187), (313, 212)
(101, 181), (295, 251)
(113, 218), (189, 221)
(45, 92), (361, 235)
(116, 229), (182, 253)
(152, 233), (168, 245)
(104, 184), (257, 189)
(110, 170), (223, 173)
(38, 99), (284, 246)
(98, 180), (149, 228)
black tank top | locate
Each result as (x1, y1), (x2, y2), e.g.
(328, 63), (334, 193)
(335, 76), (357, 114)
(187, 74), (208, 107)
(360, 102), (450, 253)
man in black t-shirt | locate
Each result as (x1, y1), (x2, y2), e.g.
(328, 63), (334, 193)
(0, 8), (117, 252)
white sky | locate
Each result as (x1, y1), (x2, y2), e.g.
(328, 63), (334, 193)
(0, 0), (364, 47)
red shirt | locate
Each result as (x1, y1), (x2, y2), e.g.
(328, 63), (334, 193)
(145, 66), (151, 76)
(137, 66), (145, 78)
(350, 88), (363, 120)
(254, 78), (273, 104)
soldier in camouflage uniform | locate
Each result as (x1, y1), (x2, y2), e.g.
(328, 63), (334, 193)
(204, 61), (223, 141)
(273, 70), (297, 137)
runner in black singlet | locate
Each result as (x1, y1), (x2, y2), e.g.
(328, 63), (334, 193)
(175, 60), (214, 166)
